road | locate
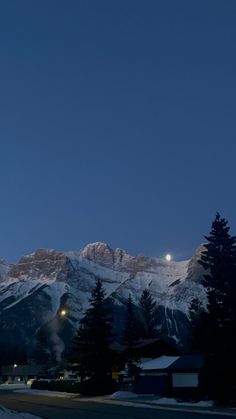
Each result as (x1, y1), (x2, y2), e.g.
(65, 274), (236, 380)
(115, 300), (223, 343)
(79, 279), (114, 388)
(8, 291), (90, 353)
(0, 391), (236, 419)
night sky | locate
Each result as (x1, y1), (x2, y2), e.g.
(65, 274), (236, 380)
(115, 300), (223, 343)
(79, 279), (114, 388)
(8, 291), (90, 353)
(1, 1), (236, 262)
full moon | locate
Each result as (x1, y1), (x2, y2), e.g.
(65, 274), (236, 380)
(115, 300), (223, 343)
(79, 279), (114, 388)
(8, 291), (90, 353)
(165, 254), (172, 261)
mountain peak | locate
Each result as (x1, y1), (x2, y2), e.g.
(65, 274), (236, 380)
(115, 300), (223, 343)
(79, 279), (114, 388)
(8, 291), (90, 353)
(79, 242), (129, 267)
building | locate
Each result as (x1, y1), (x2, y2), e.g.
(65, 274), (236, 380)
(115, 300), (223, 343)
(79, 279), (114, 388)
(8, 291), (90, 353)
(134, 355), (205, 397)
(0, 364), (43, 384)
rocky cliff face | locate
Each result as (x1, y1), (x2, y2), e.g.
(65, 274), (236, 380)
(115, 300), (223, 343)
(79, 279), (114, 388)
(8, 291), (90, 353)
(0, 259), (11, 282)
(0, 243), (206, 359)
(80, 242), (157, 272)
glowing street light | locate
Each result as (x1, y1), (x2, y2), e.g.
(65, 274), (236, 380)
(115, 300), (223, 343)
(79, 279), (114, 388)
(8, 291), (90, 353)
(60, 309), (67, 317)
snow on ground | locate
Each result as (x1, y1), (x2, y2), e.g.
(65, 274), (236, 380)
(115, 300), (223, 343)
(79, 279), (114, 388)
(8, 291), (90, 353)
(12, 388), (215, 408)
(107, 391), (139, 400)
(0, 406), (41, 419)
(1, 385), (77, 399)
(152, 397), (214, 407)
(0, 384), (30, 390)
(107, 393), (215, 407)
(14, 389), (77, 398)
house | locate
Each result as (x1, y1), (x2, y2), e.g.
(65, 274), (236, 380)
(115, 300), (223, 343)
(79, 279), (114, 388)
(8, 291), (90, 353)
(0, 364), (43, 384)
(113, 337), (181, 391)
(134, 356), (178, 395)
(134, 355), (205, 397)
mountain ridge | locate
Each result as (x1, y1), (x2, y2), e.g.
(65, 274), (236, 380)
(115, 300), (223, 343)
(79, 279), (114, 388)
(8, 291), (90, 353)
(0, 242), (206, 360)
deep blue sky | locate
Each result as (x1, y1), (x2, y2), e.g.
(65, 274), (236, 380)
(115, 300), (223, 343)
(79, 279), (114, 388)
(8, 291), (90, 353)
(0, 1), (236, 262)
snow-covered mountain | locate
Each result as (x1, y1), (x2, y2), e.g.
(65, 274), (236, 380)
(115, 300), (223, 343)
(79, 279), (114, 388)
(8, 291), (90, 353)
(0, 243), (206, 359)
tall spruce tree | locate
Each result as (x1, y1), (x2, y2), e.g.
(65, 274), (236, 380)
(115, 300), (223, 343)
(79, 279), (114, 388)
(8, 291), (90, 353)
(73, 278), (113, 384)
(197, 213), (236, 401)
(189, 297), (209, 354)
(123, 294), (140, 376)
(139, 288), (158, 338)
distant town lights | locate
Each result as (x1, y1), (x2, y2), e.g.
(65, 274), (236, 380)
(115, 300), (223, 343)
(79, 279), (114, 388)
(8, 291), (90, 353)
(165, 254), (172, 262)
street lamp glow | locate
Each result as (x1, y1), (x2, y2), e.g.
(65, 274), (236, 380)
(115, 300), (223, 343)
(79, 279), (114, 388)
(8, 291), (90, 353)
(165, 254), (172, 262)
(60, 309), (67, 317)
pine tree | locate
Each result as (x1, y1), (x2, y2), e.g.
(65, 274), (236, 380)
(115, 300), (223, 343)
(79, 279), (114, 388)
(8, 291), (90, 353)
(189, 298), (208, 353)
(123, 294), (140, 377)
(73, 278), (113, 385)
(197, 213), (236, 401)
(200, 212), (236, 293)
(139, 288), (158, 338)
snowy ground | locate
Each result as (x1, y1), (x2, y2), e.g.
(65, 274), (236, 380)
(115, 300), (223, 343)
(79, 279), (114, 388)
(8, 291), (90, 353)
(14, 389), (77, 398)
(2, 386), (217, 414)
(0, 389), (222, 418)
(13, 388), (215, 407)
(0, 406), (41, 419)
(1, 384), (77, 398)
(107, 391), (139, 400)
(107, 392), (214, 406)
(152, 397), (214, 407)
(0, 384), (30, 390)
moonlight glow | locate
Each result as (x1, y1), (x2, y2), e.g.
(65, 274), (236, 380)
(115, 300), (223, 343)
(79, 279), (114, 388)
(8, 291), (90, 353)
(165, 254), (172, 261)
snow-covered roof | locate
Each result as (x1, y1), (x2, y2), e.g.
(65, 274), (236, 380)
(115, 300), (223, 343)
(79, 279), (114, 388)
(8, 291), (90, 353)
(140, 355), (179, 370)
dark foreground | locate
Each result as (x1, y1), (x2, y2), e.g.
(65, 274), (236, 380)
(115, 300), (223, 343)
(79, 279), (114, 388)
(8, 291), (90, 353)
(0, 391), (236, 419)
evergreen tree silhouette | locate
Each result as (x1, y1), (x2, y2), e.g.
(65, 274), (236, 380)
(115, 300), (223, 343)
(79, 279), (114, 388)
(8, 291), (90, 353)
(139, 288), (158, 338)
(123, 294), (140, 377)
(73, 278), (113, 384)
(197, 213), (236, 401)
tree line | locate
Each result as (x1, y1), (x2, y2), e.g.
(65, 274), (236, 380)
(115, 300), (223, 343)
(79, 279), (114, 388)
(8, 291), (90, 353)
(72, 279), (160, 393)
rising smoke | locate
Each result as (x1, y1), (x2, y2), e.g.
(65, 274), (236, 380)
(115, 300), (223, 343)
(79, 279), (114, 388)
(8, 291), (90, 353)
(48, 317), (65, 362)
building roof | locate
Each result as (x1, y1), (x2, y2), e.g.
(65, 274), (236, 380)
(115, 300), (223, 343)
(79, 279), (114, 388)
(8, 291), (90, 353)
(140, 355), (205, 372)
(140, 355), (179, 370)
(170, 355), (205, 371)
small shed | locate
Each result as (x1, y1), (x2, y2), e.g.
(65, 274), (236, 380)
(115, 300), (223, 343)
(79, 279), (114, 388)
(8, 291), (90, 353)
(134, 355), (205, 397)
(134, 356), (178, 395)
